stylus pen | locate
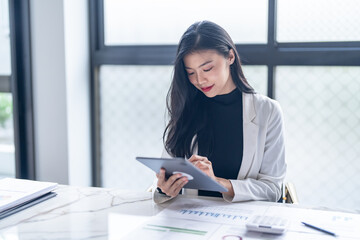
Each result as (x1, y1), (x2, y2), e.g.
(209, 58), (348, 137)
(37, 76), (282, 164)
(301, 222), (337, 237)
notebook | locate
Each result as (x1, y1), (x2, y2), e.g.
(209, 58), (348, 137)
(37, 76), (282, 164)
(0, 178), (58, 218)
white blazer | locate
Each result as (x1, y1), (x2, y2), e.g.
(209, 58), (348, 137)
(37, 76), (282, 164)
(153, 93), (286, 203)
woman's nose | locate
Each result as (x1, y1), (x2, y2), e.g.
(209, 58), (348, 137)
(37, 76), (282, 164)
(197, 73), (207, 85)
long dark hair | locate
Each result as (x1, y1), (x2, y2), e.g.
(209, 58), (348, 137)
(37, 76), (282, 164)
(163, 20), (254, 158)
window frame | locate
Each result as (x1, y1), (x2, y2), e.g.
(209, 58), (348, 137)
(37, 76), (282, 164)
(89, 0), (360, 186)
(8, 0), (36, 179)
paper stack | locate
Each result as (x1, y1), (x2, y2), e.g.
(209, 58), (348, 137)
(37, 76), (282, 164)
(0, 178), (58, 219)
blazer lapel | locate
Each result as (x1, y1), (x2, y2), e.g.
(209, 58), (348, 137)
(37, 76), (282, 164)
(238, 93), (259, 179)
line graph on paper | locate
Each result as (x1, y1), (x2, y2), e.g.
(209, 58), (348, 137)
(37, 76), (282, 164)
(158, 198), (268, 225)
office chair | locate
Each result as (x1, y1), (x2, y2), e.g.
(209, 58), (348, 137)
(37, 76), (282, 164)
(281, 182), (299, 204)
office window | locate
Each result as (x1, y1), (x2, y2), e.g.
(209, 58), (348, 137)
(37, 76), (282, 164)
(0, 0), (15, 179)
(99, 65), (171, 190)
(276, 66), (360, 210)
(99, 65), (267, 189)
(243, 66), (267, 96)
(0, 93), (14, 178)
(0, 0), (11, 75)
(91, 0), (360, 211)
(104, 0), (268, 45)
(277, 0), (360, 42)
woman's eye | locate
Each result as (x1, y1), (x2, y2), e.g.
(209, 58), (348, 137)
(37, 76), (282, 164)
(187, 72), (194, 76)
(203, 67), (213, 72)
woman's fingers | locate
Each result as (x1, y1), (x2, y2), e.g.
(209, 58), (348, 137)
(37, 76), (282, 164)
(162, 173), (182, 190)
(190, 155), (211, 170)
(189, 154), (208, 163)
(189, 155), (212, 168)
(195, 160), (210, 170)
(156, 169), (189, 197)
(167, 177), (188, 197)
(189, 154), (216, 180)
(188, 154), (198, 162)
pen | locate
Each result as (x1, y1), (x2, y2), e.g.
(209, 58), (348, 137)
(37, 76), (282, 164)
(301, 222), (337, 237)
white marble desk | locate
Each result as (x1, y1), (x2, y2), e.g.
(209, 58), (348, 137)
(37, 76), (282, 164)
(0, 185), (358, 240)
(0, 185), (164, 240)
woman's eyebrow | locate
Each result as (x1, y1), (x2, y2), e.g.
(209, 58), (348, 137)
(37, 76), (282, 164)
(185, 60), (213, 70)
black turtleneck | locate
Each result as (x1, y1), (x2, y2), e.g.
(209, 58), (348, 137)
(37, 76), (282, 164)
(198, 89), (243, 197)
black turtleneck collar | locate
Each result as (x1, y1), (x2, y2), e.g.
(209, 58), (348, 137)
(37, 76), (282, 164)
(209, 88), (242, 105)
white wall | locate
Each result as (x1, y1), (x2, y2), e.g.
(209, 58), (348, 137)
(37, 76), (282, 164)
(30, 0), (91, 186)
(63, 0), (91, 187)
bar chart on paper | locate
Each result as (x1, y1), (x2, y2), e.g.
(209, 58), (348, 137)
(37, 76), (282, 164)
(179, 208), (249, 221)
(118, 198), (270, 240)
(114, 198), (360, 240)
(158, 198), (267, 225)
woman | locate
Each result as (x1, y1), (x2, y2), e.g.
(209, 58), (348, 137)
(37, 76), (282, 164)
(154, 20), (286, 203)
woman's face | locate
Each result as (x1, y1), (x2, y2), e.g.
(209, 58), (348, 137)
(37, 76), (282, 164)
(183, 49), (236, 98)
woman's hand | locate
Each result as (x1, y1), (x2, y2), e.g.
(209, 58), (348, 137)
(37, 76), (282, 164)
(188, 154), (234, 197)
(188, 155), (216, 180)
(156, 168), (189, 198)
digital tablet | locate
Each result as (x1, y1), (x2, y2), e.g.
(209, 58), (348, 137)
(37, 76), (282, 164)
(136, 157), (228, 192)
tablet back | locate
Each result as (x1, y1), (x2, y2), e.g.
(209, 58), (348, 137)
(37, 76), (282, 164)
(136, 157), (227, 192)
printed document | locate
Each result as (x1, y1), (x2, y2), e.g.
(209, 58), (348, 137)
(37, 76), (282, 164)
(115, 197), (360, 240)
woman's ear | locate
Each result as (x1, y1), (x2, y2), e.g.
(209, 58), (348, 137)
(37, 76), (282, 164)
(228, 49), (235, 65)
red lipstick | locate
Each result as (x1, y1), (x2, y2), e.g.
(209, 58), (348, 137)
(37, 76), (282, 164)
(201, 85), (214, 92)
